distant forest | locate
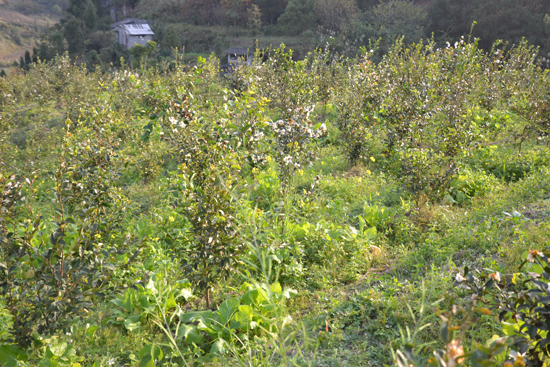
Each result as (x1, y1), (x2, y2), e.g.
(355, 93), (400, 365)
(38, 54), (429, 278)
(4, 0), (550, 68)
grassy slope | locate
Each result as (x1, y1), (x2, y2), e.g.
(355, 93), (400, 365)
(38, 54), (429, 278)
(8, 100), (550, 366)
(0, 7), (59, 68)
(2, 58), (550, 366)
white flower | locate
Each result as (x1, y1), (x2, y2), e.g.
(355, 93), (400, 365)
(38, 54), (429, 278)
(169, 117), (177, 125)
(489, 273), (501, 282)
(509, 350), (526, 362)
(547, 282), (550, 293)
(455, 273), (465, 282)
(283, 156), (293, 165)
(173, 128), (178, 134)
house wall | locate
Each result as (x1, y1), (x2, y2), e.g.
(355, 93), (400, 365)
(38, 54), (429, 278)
(118, 30), (125, 47)
(228, 55), (252, 66)
(126, 35), (154, 49)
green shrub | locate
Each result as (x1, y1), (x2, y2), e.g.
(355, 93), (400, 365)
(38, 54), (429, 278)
(471, 146), (550, 182)
(447, 168), (499, 205)
(0, 299), (13, 342)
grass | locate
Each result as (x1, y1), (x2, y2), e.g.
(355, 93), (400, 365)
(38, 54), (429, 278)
(0, 7), (59, 68)
(2, 51), (550, 366)
(4, 104), (550, 365)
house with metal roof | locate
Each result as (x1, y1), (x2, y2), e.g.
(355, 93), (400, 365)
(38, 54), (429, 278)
(222, 47), (254, 73)
(111, 20), (155, 49)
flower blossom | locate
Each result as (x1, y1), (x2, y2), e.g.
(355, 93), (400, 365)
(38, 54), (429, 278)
(446, 339), (464, 366)
(527, 250), (545, 262)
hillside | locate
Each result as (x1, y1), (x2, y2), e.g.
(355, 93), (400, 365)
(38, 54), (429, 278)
(2, 39), (550, 366)
(0, 7), (59, 67)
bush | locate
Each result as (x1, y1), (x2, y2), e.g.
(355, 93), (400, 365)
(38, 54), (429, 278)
(447, 167), (499, 205)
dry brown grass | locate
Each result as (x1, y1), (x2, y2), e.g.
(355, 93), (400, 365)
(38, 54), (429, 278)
(0, 9), (58, 62)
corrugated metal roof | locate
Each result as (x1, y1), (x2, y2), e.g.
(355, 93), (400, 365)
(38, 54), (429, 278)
(119, 24), (155, 36)
(110, 18), (151, 30)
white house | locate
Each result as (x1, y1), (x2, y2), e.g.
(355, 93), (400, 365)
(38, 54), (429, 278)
(111, 19), (154, 49)
(225, 47), (253, 66)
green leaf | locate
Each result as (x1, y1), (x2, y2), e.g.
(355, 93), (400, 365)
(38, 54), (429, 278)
(232, 305), (254, 329)
(124, 315), (141, 331)
(0, 345), (28, 367)
(218, 298), (240, 325)
(39, 358), (61, 367)
(501, 321), (520, 337)
(241, 288), (268, 307)
(165, 291), (177, 310)
(270, 282), (282, 295)
(365, 227), (377, 240)
(177, 325), (204, 345)
(48, 342), (68, 358)
(86, 325), (99, 341)
(139, 345), (163, 367)
(210, 339), (228, 355)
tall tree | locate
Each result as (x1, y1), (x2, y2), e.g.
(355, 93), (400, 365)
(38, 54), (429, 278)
(32, 47), (38, 63)
(221, 0), (252, 29)
(248, 4), (263, 35)
(314, 0), (359, 32)
(344, 0), (427, 54)
(66, 0), (99, 29)
(64, 16), (85, 55)
(82, 0), (98, 29)
(277, 0), (316, 36)
(253, 0), (287, 24)
(24, 50), (32, 66)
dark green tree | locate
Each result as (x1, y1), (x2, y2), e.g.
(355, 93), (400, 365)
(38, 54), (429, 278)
(0, 69), (6, 78)
(82, 0), (98, 29)
(164, 28), (180, 50)
(99, 40), (131, 67)
(254, 0), (288, 24)
(67, 0), (87, 18)
(277, 0), (316, 36)
(32, 47), (38, 63)
(355, 0), (380, 11)
(19, 56), (25, 70)
(345, 0), (427, 54)
(64, 16), (85, 55)
(24, 50), (32, 66)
